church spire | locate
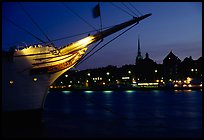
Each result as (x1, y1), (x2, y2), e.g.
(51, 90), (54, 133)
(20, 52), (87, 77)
(136, 35), (143, 65)
(138, 36), (141, 56)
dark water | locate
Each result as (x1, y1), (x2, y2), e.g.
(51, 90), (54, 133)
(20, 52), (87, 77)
(42, 90), (202, 138)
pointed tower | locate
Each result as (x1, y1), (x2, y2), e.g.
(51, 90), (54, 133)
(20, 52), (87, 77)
(135, 36), (143, 65)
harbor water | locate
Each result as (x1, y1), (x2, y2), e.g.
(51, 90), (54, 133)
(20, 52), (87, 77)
(41, 89), (202, 138)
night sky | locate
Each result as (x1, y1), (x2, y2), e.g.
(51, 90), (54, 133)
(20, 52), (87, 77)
(2, 2), (202, 70)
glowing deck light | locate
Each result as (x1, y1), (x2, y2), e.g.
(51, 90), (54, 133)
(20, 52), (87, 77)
(183, 84), (187, 87)
(76, 36), (94, 46)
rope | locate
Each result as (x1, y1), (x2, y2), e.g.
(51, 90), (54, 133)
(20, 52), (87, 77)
(75, 39), (103, 68)
(3, 16), (46, 44)
(18, 2), (53, 45)
(121, 2), (139, 17)
(75, 22), (139, 68)
(99, 2), (103, 32)
(46, 25), (115, 44)
(110, 2), (134, 17)
(128, 2), (143, 16)
(61, 2), (98, 32)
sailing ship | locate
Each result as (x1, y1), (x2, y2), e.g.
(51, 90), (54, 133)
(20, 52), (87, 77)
(2, 3), (151, 123)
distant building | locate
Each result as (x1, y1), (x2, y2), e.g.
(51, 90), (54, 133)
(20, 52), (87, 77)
(163, 51), (181, 82)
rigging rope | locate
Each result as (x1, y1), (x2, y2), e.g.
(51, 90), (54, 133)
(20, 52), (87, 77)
(75, 39), (103, 68)
(43, 24), (115, 44)
(18, 2), (54, 45)
(75, 22), (139, 68)
(61, 2), (98, 32)
(110, 2), (134, 17)
(128, 2), (143, 16)
(121, 2), (139, 17)
(3, 16), (46, 44)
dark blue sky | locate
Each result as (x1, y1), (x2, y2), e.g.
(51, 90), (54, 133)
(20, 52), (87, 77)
(2, 2), (202, 70)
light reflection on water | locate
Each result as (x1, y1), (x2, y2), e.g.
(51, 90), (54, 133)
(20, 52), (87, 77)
(44, 90), (202, 138)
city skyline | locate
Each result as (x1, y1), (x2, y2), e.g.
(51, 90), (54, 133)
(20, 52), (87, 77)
(2, 2), (202, 70)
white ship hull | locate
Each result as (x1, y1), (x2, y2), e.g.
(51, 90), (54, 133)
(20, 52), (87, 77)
(2, 45), (88, 112)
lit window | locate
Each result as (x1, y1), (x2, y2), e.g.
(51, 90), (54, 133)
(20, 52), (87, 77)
(87, 73), (90, 76)
(9, 80), (14, 84)
(128, 71), (131, 74)
(65, 74), (68, 77)
(106, 72), (110, 75)
(33, 77), (37, 82)
(122, 77), (130, 80)
(195, 69), (197, 71)
(155, 70), (157, 73)
(108, 79), (111, 81)
(191, 69), (194, 72)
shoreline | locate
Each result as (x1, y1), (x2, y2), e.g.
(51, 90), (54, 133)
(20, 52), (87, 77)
(49, 87), (202, 92)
